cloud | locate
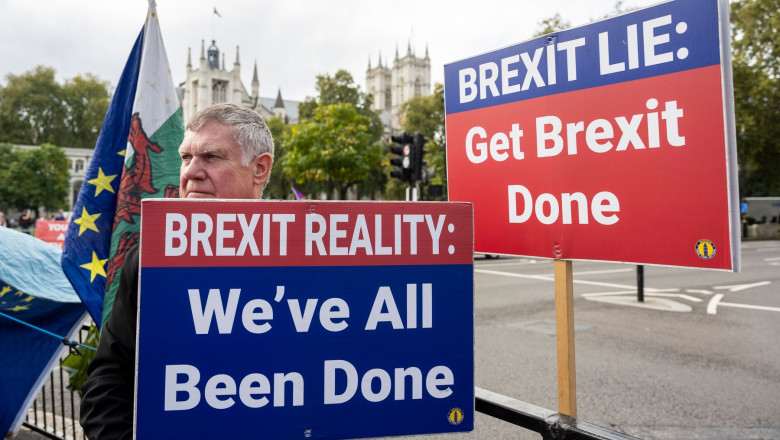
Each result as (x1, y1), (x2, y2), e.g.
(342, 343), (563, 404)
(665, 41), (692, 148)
(0, 0), (655, 101)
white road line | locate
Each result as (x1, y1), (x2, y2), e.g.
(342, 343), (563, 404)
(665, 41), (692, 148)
(718, 301), (780, 313)
(764, 257), (780, 262)
(573, 268), (634, 276)
(713, 281), (771, 292)
(477, 260), (540, 268)
(686, 289), (713, 295)
(707, 294), (724, 315)
(475, 269), (554, 282)
(475, 269), (678, 291)
(582, 291), (636, 297)
(582, 291), (701, 302)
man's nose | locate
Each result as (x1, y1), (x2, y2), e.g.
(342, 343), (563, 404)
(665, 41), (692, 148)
(182, 157), (207, 179)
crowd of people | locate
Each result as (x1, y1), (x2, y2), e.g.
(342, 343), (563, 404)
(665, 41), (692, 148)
(0, 209), (70, 233)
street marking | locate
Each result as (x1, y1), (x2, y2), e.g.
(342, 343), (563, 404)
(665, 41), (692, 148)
(713, 281), (771, 292)
(707, 294), (724, 314)
(686, 289), (713, 295)
(584, 296), (692, 312)
(476, 269), (680, 292)
(475, 269), (554, 282)
(582, 291), (701, 302)
(718, 301), (780, 313)
(477, 260), (540, 268)
(573, 268), (634, 276)
(764, 257), (780, 262)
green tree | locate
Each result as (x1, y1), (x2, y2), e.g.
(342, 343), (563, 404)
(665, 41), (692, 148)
(284, 103), (382, 199)
(731, 0), (780, 196)
(298, 69), (383, 141)
(264, 115), (297, 199)
(399, 83), (446, 199)
(0, 66), (66, 145)
(1, 144), (70, 212)
(0, 66), (110, 148)
(292, 69), (385, 198)
(534, 12), (572, 36)
(0, 143), (17, 209)
(60, 74), (110, 148)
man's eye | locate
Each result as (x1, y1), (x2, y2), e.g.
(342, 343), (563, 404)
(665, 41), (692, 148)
(208, 154), (219, 160)
(181, 154), (192, 161)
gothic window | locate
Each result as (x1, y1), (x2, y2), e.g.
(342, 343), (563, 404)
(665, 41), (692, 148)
(385, 87), (392, 111)
(212, 80), (227, 104)
(415, 77), (422, 96)
(75, 160), (84, 173)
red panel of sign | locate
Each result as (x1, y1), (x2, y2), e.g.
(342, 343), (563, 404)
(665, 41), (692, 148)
(444, 0), (740, 270)
(34, 220), (69, 249)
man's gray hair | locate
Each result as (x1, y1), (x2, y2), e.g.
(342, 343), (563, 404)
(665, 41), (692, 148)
(186, 103), (275, 166)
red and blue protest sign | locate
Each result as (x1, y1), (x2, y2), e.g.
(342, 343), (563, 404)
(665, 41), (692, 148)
(445, 0), (740, 271)
(135, 200), (474, 439)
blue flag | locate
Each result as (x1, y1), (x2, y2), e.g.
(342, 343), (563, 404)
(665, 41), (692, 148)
(0, 228), (86, 436)
(60, 28), (144, 328)
(62, 0), (184, 329)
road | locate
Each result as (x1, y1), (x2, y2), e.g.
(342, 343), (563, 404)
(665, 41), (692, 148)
(420, 239), (780, 440)
(23, 241), (779, 440)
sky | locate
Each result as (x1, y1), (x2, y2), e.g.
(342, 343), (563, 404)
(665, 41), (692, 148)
(0, 0), (659, 103)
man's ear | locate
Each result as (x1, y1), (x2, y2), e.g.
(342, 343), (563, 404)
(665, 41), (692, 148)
(253, 153), (273, 187)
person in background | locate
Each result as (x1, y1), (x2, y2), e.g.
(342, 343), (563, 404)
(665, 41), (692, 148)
(0, 212), (7, 228)
(18, 209), (34, 234)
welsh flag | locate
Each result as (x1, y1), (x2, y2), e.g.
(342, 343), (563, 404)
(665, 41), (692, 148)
(62, 1), (183, 327)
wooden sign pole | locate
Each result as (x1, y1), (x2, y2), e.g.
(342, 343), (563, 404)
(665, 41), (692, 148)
(554, 259), (577, 417)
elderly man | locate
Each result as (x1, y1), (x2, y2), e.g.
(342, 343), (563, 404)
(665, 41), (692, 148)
(80, 103), (274, 440)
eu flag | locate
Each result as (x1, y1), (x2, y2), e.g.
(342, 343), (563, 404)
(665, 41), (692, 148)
(61, 0), (184, 328)
(0, 228), (86, 436)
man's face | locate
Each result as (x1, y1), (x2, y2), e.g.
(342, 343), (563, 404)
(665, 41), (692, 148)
(178, 121), (263, 199)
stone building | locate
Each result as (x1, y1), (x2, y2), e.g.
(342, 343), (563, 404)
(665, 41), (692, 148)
(178, 39), (299, 124)
(365, 43), (432, 133)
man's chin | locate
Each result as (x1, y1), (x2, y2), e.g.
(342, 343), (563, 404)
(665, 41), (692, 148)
(183, 192), (216, 199)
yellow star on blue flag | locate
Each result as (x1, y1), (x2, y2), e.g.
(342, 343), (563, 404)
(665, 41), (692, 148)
(73, 207), (101, 236)
(80, 252), (108, 282)
(87, 167), (117, 196)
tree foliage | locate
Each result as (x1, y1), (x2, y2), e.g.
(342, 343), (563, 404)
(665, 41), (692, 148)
(400, 83), (447, 199)
(0, 143), (70, 212)
(264, 115), (297, 199)
(0, 66), (109, 148)
(298, 70), (383, 141)
(731, 0), (780, 196)
(534, 12), (572, 36)
(284, 103), (382, 200)
(289, 70), (385, 199)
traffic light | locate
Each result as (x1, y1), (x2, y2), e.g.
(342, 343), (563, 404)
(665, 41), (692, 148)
(390, 133), (413, 182)
(412, 133), (428, 183)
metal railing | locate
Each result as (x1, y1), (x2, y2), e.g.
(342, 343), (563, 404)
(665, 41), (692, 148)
(22, 324), (89, 440)
(476, 387), (640, 440)
(21, 326), (638, 440)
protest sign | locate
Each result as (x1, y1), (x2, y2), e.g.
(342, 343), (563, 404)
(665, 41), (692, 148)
(445, 0), (739, 271)
(135, 200), (474, 439)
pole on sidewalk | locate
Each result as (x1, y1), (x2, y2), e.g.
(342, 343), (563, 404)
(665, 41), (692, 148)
(637, 265), (644, 303)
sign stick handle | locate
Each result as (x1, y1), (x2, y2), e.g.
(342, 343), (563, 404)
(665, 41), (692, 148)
(554, 259), (577, 417)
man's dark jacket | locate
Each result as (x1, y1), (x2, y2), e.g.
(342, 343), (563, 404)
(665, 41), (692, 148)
(80, 244), (139, 440)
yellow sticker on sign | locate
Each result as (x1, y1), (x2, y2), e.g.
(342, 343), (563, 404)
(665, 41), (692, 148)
(695, 239), (716, 259)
